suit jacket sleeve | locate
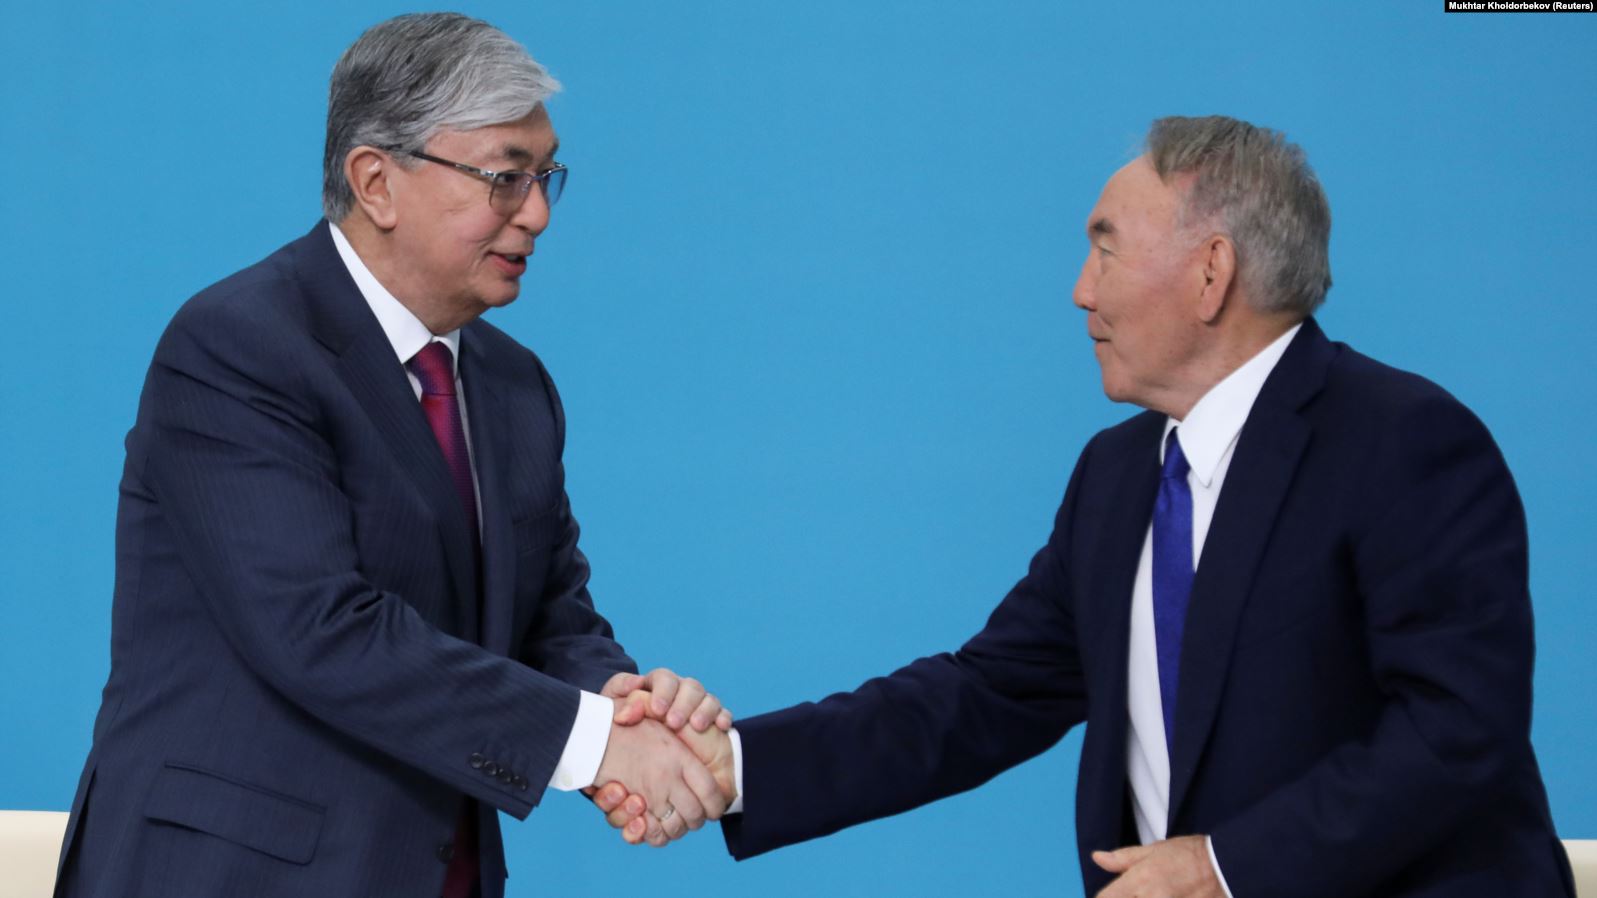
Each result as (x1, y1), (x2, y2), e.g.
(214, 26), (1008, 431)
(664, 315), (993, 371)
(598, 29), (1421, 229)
(135, 296), (589, 818)
(721, 436), (1102, 859)
(515, 356), (637, 693)
(1209, 394), (1538, 895)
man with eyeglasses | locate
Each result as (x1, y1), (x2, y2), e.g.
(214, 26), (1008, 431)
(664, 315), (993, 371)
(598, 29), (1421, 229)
(54, 13), (728, 898)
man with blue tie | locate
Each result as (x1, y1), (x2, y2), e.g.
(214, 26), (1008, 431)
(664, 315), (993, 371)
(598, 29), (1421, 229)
(607, 115), (1575, 896)
(55, 13), (732, 898)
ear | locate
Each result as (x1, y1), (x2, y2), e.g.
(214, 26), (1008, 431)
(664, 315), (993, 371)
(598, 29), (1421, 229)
(344, 146), (400, 230)
(1196, 234), (1237, 324)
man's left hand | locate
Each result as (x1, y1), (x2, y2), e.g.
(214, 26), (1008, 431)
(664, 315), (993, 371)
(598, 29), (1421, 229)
(603, 668), (733, 733)
(1092, 835), (1226, 898)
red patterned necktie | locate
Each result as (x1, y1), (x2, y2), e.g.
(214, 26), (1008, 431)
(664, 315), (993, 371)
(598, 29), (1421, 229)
(407, 341), (480, 898)
(408, 341), (479, 541)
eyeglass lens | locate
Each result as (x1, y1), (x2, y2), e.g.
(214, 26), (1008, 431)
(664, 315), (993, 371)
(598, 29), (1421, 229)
(489, 168), (566, 215)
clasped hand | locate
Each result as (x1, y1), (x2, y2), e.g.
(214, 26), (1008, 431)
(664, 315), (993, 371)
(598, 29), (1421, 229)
(585, 668), (736, 847)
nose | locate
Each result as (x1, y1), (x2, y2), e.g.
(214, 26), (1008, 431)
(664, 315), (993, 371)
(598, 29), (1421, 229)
(510, 185), (551, 237)
(1072, 254), (1096, 311)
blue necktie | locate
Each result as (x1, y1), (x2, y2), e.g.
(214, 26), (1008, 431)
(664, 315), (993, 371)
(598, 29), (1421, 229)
(1153, 428), (1193, 753)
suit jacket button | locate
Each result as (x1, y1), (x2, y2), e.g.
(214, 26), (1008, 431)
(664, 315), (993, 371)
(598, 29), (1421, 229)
(468, 753), (486, 770)
(484, 762), (500, 777)
(436, 843), (455, 863)
(515, 777), (529, 792)
(497, 769), (513, 784)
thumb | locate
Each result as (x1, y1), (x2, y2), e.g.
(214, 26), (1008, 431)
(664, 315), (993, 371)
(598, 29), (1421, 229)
(612, 690), (653, 725)
(601, 672), (644, 698)
(1092, 845), (1150, 873)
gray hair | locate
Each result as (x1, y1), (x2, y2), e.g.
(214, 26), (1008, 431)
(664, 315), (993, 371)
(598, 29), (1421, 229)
(1146, 116), (1333, 317)
(322, 13), (561, 221)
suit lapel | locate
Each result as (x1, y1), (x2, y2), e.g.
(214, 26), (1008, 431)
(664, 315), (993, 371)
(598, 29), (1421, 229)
(459, 329), (517, 657)
(295, 221), (481, 627)
(1089, 424), (1162, 706)
(1166, 320), (1334, 826)
(1080, 414), (1163, 848)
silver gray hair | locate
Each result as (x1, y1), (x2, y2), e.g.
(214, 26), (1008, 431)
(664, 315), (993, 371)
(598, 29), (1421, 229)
(322, 12), (561, 222)
(1146, 116), (1333, 317)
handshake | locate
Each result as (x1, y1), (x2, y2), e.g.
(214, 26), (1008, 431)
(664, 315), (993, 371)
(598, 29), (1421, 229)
(584, 669), (738, 847)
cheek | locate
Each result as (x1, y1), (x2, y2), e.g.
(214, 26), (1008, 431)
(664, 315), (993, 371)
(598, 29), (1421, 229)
(457, 216), (503, 245)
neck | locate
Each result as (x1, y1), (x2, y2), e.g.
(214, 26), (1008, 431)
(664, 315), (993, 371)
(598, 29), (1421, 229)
(1158, 312), (1299, 420)
(336, 214), (463, 335)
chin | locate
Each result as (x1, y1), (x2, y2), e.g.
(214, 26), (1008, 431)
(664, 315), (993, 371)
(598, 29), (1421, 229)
(480, 286), (522, 310)
(1097, 370), (1126, 403)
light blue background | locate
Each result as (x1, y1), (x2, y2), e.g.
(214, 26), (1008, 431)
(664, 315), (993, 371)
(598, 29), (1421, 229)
(2, 1), (1592, 895)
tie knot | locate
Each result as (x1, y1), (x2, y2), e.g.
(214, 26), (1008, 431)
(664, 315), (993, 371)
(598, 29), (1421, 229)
(408, 341), (456, 397)
(1162, 429), (1190, 481)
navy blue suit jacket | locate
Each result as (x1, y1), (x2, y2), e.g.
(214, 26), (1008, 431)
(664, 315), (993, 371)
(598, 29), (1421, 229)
(57, 222), (636, 898)
(724, 320), (1573, 896)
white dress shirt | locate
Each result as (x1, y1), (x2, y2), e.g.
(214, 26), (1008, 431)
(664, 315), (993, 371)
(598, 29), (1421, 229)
(329, 223), (612, 794)
(1125, 323), (1301, 896)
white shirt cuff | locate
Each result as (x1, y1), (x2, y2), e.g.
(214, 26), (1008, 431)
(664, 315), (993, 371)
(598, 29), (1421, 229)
(726, 726), (744, 815)
(548, 690), (611, 791)
(1206, 836), (1235, 898)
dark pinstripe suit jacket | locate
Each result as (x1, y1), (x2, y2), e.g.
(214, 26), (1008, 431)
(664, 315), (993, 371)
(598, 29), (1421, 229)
(56, 221), (636, 898)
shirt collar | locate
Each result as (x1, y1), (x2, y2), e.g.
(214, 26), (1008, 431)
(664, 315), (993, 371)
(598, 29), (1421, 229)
(329, 221), (461, 377)
(1161, 323), (1302, 488)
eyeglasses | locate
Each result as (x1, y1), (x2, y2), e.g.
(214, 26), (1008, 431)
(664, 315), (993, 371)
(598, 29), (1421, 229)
(388, 148), (567, 215)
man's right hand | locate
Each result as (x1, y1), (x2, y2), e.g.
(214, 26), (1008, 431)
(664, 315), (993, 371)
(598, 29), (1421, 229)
(592, 702), (729, 846)
(593, 691), (736, 845)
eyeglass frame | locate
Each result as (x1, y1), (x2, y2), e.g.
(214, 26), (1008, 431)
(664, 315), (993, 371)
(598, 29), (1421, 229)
(381, 146), (568, 213)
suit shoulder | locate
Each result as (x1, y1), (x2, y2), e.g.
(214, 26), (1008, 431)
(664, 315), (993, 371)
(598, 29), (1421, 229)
(145, 235), (331, 421)
(1322, 342), (1489, 436)
(163, 237), (312, 355)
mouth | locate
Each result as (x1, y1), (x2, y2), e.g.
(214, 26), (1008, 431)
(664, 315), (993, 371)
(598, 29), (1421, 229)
(489, 251), (528, 277)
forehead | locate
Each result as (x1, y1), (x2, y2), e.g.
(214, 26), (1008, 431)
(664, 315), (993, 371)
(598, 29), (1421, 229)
(1087, 155), (1186, 239)
(430, 105), (559, 166)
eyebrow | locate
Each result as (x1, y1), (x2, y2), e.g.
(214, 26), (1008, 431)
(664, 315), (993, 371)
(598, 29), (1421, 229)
(1089, 216), (1116, 238)
(499, 139), (560, 170)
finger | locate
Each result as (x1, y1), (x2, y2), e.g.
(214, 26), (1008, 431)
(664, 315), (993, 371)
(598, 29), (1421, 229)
(1091, 846), (1148, 873)
(666, 677), (705, 730)
(1092, 865), (1141, 898)
(590, 781), (627, 813)
(715, 708), (734, 731)
(655, 803), (688, 842)
(687, 692), (722, 732)
(623, 814), (648, 844)
(603, 791), (648, 830)
(612, 691), (651, 726)
(644, 668), (679, 719)
(644, 813), (669, 848)
(682, 756), (728, 820)
(664, 780), (706, 836)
